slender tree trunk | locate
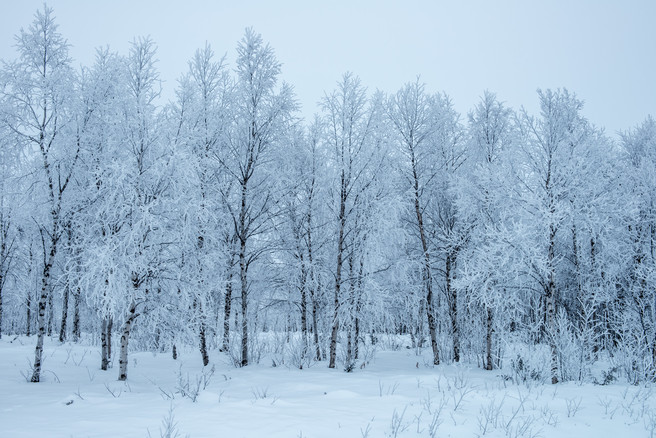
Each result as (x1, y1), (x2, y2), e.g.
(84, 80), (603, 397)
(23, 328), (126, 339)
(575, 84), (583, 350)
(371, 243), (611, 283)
(72, 286), (80, 342)
(354, 312), (360, 360)
(101, 317), (109, 370)
(345, 255), (355, 369)
(26, 291), (31, 337)
(485, 305), (494, 370)
(59, 281), (69, 343)
(118, 302), (138, 381)
(307, 217), (321, 361)
(31, 238), (57, 383)
(26, 247), (33, 336)
(222, 270), (233, 352)
(311, 286), (321, 361)
(329, 281), (340, 369)
(329, 173), (347, 369)
(239, 242), (248, 367)
(46, 288), (54, 337)
(106, 317), (113, 361)
(239, 248), (248, 367)
(58, 224), (73, 343)
(547, 223), (559, 384)
(198, 299), (209, 366)
(298, 248), (308, 362)
(447, 252), (460, 362)
(172, 344), (177, 360)
(238, 177), (250, 367)
(412, 156), (440, 365)
(199, 322), (209, 366)
(300, 291), (308, 360)
(354, 257), (364, 360)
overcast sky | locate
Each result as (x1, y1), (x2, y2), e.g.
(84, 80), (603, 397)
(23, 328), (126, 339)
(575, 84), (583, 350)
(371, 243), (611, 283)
(1, 1), (654, 135)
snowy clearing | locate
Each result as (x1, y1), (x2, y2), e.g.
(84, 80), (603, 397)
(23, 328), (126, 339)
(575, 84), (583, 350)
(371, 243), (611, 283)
(1, 337), (654, 438)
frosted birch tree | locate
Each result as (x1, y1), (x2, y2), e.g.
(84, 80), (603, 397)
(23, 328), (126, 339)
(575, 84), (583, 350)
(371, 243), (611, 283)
(386, 80), (443, 364)
(320, 73), (385, 369)
(455, 91), (514, 370)
(515, 89), (589, 383)
(73, 47), (127, 369)
(170, 43), (231, 365)
(619, 116), (656, 380)
(0, 111), (21, 340)
(0, 6), (78, 382)
(218, 29), (295, 366)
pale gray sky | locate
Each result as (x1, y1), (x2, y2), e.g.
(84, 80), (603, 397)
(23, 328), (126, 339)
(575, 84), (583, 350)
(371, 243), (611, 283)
(1, 0), (654, 135)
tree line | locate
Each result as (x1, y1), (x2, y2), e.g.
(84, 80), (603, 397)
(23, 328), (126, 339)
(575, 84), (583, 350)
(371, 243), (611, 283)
(1, 7), (655, 384)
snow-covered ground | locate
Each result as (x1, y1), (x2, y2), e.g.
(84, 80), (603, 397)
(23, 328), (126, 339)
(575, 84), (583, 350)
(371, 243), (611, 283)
(1, 336), (653, 437)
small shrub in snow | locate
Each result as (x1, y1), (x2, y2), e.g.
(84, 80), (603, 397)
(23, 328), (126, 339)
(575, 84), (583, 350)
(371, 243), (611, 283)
(175, 364), (214, 403)
(147, 405), (186, 438)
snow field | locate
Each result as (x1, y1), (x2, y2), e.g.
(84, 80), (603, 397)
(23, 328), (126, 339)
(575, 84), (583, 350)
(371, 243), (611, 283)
(1, 337), (654, 437)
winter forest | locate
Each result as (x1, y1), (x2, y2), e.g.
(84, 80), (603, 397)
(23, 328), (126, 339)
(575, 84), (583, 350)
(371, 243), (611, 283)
(1, 6), (656, 437)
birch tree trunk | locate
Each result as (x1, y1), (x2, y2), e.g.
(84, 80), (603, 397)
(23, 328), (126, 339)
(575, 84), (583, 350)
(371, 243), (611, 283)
(299, 258), (309, 362)
(58, 224), (73, 343)
(311, 284), (322, 361)
(101, 317), (109, 370)
(72, 285), (81, 342)
(447, 252), (460, 362)
(413, 158), (440, 366)
(221, 270), (233, 352)
(58, 282), (69, 343)
(31, 239), (57, 382)
(198, 299), (209, 366)
(485, 305), (494, 370)
(547, 223), (559, 384)
(328, 171), (347, 369)
(118, 302), (138, 381)
(239, 190), (249, 368)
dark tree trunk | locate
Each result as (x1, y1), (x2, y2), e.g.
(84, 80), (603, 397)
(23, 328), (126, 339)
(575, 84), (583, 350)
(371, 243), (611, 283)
(547, 223), (559, 384)
(118, 303), (138, 381)
(345, 255), (355, 369)
(58, 224), (73, 343)
(26, 291), (31, 337)
(311, 286), (321, 361)
(447, 252), (460, 363)
(31, 237), (57, 383)
(26, 247), (33, 337)
(329, 169), (349, 370)
(46, 288), (54, 337)
(107, 317), (113, 361)
(58, 281), (69, 343)
(299, 256), (308, 363)
(354, 256), (365, 361)
(238, 178), (249, 368)
(199, 299), (209, 366)
(239, 240), (248, 367)
(485, 305), (493, 371)
(222, 269), (233, 352)
(199, 323), (209, 366)
(328, 284), (340, 369)
(412, 159), (440, 366)
(307, 219), (321, 362)
(72, 286), (81, 342)
(101, 317), (109, 370)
